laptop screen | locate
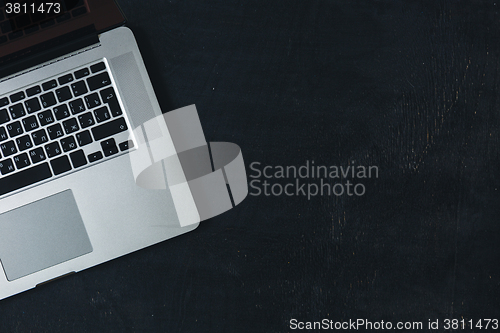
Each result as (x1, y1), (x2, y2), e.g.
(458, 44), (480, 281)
(0, 0), (125, 77)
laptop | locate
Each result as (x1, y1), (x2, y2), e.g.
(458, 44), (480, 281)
(0, 0), (199, 300)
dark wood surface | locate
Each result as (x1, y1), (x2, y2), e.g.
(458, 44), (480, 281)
(1, 1), (499, 332)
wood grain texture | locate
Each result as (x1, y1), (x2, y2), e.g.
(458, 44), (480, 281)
(0, 1), (498, 332)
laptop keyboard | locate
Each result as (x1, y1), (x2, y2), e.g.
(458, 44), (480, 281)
(0, 60), (133, 197)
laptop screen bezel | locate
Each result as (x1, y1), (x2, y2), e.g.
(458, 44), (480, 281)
(0, 0), (125, 62)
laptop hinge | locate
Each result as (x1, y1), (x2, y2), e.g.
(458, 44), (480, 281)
(0, 25), (99, 79)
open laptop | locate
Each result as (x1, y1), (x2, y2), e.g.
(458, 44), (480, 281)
(0, 0), (198, 300)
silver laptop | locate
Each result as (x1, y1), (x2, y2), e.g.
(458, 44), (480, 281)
(0, 0), (198, 300)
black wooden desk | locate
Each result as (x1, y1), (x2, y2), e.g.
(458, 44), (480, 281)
(1, 1), (498, 332)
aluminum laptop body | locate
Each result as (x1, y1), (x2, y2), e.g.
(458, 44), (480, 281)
(0, 1), (198, 300)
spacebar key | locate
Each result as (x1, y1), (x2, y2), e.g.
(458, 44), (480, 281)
(0, 162), (52, 196)
(91, 117), (128, 141)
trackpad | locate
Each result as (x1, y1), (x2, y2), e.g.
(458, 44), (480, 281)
(0, 190), (93, 281)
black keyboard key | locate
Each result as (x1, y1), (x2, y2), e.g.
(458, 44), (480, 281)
(0, 109), (9, 124)
(101, 138), (119, 157)
(32, 129), (49, 145)
(22, 115), (39, 132)
(100, 138), (115, 148)
(99, 87), (122, 117)
(40, 19), (55, 29)
(119, 140), (134, 151)
(26, 85), (42, 97)
(91, 117), (128, 141)
(87, 72), (111, 91)
(84, 93), (101, 109)
(53, 104), (70, 120)
(0, 158), (15, 175)
(58, 73), (73, 85)
(76, 130), (92, 147)
(40, 92), (57, 108)
(9, 91), (25, 103)
(37, 110), (55, 126)
(74, 68), (90, 79)
(47, 123), (64, 140)
(56, 12), (71, 23)
(99, 87), (116, 103)
(50, 155), (71, 175)
(1, 140), (17, 157)
(71, 80), (88, 97)
(88, 151), (103, 163)
(15, 14), (31, 28)
(56, 86), (72, 103)
(62, 118), (79, 134)
(29, 147), (46, 163)
(0, 21), (13, 34)
(69, 98), (86, 114)
(104, 146), (119, 157)
(0, 162), (52, 196)
(9, 103), (25, 119)
(90, 62), (106, 73)
(25, 25), (39, 34)
(24, 97), (42, 113)
(6, 121), (23, 137)
(78, 112), (94, 129)
(0, 127), (7, 141)
(16, 135), (33, 151)
(13, 153), (30, 169)
(0, 36), (6, 45)
(60, 136), (77, 152)
(45, 142), (62, 158)
(93, 106), (110, 123)
(42, 80), (57, 91)
(70, 150), (87, 168)
(0, 97), (9, 107)
(108, 101), (123, 117)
